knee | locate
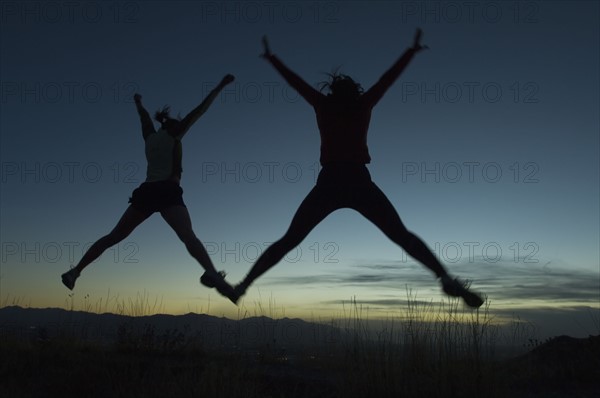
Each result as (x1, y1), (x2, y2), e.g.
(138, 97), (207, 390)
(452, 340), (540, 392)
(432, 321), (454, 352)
(395, 230), (419, 250)
(278, 233), (302, 249)
(268, 234), (303, 258)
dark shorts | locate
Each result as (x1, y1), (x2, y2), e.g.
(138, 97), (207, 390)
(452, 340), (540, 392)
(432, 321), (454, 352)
(317, 163), (372, 187)
(128, 180), (186, 214)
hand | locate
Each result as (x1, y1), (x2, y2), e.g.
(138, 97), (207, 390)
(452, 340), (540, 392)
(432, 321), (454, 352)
(133, 93), (142, 103)
(260, 35), (272, 59)
(221, 74), (235, 86)
(412, 28), (429, 51)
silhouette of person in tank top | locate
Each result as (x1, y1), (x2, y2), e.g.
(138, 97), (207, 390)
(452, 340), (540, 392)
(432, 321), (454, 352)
(61, 75), (237, 299)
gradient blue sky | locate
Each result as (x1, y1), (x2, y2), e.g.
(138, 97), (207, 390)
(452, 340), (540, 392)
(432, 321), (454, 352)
(1, 1), (598, 339)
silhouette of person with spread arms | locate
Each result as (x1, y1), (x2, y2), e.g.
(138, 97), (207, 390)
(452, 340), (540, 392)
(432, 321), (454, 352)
(61, 75), (237, 298)
(231, 30), (484, 308)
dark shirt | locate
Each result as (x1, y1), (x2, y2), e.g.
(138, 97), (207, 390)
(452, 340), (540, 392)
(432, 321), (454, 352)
(268, 48), (416, 165)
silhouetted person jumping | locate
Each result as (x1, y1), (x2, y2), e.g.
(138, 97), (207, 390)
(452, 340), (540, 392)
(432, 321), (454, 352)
(231, 30), (484, 308)
(61, 75), (236, 298)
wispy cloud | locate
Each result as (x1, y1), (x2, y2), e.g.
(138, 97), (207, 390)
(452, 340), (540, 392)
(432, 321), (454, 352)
(263, 258), (600, 305)
(320, 298), (433, 307)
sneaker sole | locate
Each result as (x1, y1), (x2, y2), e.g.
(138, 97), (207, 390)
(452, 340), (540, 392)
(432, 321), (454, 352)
(61, 276), (74, 290)
(463, 291), (484, 308)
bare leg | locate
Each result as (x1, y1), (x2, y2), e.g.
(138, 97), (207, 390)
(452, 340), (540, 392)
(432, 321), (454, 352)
(74, 206), (151, 273)
(352, 183), (448, 279)
(239, 185), (337, 290)
(352, 184), (484, 307)
(160, 205), (217, 273)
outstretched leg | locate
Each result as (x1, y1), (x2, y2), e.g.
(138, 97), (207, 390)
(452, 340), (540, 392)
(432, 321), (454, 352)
(237, 185), (338, 296)
(353, 183), (448, 278)
(160, 205), (218, 273)
(76, 206), (151, 273)
(353, 183), (484, 308)
(160, 205), (237, 300)
(62, 205), (151, 289)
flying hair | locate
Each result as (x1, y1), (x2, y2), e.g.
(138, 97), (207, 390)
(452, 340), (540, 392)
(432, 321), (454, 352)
(154, 105), (172, 124)
(318, 67), (364, 96)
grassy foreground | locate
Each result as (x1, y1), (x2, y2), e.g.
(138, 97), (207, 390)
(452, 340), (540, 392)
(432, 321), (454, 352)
(1, 295), (598, 398)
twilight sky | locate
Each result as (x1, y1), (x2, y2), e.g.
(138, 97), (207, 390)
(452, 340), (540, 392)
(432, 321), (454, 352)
(1, 1), (598, 339)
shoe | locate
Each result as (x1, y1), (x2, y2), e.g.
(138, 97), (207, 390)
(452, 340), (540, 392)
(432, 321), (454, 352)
(230, 283), (247, 305)
(200, 270), (238, 304)
(200, 270), (226, 288)
(441, 276), (484, 308)
(61, 267), (80, 290)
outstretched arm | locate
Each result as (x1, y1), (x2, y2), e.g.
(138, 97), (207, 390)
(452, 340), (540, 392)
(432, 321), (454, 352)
(261, 36), (322, 107)
(177, 74), (235, 138)
(362, 28), (428, 107)
(134, 93), (155, 140)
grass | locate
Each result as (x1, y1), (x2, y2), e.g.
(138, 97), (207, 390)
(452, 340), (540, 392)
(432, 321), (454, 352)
(0, 335), (257, 398)
(1, 291), (596, 398)
(310, 293), (495, 398)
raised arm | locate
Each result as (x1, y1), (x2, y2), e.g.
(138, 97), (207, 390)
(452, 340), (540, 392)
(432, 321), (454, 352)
(261, 36), (322, 107)
(176, 74), (235, 138)
(362, 28), (428, 107)
(134, 93), (155, 140)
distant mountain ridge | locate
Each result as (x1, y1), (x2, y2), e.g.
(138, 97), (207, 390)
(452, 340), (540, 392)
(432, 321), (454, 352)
(504, 334), (600, 393)
(0, 306), (343, 350)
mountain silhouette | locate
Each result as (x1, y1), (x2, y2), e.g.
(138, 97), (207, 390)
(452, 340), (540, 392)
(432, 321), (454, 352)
(504, 334), (600, 395)
(0, 306), (342, 351)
